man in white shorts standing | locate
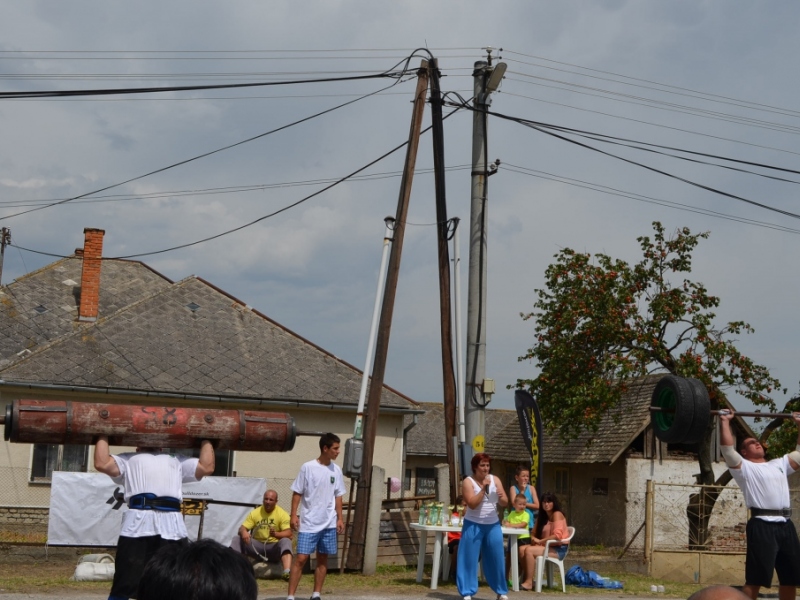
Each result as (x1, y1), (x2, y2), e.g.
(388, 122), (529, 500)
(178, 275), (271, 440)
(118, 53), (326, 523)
(719, 410), (800, 600)
(286, 432), (346, 600)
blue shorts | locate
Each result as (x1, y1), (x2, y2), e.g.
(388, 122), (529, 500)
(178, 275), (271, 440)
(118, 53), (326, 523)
(297, 528), (338, 556)
(555, 544), (568, 560)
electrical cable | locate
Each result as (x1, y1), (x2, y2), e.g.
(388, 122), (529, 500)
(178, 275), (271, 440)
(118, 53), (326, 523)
(0, 76), (414, 221)
(10, 105), (467, 261)
(500, 90), (800, 158)
(0, 166), (473, 209)
(504, 73), (800, 136)
(502, 162), (800, 235)
(0, 71), (403, 99)
(445, 100), (800, 221)
(503, 50), (800, 119)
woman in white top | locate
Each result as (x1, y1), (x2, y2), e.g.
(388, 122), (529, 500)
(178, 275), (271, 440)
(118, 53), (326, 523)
(456, 452), (509, 600)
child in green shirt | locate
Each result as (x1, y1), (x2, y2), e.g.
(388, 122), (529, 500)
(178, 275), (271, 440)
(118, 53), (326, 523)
(503, 494), (531, 584)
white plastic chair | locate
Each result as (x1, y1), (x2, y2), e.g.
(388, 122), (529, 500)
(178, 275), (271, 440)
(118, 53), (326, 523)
(534, 526), (576, 593)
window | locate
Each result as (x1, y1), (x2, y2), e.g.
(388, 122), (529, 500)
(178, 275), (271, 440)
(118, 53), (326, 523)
(404, 468), (411, 492)
(31, 444), (88, 482)
(415, 467), (436, 496)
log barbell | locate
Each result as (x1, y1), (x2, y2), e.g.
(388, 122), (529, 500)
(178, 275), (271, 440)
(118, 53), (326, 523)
(1, 399), (324, 451)
(650, 375), (797, 445)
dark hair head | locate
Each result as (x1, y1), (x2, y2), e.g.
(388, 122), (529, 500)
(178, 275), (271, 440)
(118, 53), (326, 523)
(533, 492), (564, 539)
(138, 538), (257, 600)
(319, 432), (341, 451)
(470, 452), (492, 472)
(515, 464), (531, 476)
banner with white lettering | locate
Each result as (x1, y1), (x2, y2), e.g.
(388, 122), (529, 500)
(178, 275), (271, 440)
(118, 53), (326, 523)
(48, 473), (266, 546)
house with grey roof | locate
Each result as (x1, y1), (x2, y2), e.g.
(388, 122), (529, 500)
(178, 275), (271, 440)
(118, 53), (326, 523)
(0, 228), (420, 515)
(406, 376), (755, 549)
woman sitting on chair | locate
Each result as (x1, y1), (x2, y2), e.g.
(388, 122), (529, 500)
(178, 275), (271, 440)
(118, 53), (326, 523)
(519, 492), (569, 591)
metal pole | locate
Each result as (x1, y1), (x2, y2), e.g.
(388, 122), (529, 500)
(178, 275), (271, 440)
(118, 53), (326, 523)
(452, 219), (467, 478)
(353, 217), (395, 439)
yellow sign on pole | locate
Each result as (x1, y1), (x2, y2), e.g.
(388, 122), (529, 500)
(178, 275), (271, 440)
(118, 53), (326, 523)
(472, 435), (485, 452)
(181, 500), (207, 516)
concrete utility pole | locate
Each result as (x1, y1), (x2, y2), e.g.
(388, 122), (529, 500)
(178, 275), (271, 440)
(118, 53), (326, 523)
(345, 61), (429, 571)
(463, 49), (506, 471)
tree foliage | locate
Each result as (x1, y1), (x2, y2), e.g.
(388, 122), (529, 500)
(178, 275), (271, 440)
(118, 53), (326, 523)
(516, 222), (783, 444)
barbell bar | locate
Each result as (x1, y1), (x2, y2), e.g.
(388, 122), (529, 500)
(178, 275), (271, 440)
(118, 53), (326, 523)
(650, 407), (796, 420)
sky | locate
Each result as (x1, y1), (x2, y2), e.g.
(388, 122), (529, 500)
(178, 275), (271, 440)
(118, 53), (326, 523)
(1, 1), (799, 422)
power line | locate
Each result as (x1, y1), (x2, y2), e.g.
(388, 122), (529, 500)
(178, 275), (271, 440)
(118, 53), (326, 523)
(501, 90), (800, 158)
(503, 49), (800, 119)
(502, 162), (800, 235)
(0, 165), (472, 209)
(11, 106), (466, 260)
(0, 76), (413, 220)
(504, 72), (800, 136)
(445, 99), (800, 221)
(503, 55), (800, 120)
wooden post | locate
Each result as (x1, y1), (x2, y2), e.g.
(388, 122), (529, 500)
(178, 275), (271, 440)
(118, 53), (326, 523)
(345, 61), (429, 571)
(429, 58), (459, 504)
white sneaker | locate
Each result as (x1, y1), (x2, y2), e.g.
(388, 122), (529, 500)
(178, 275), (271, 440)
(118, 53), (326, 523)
(497, 595), (509, 600)
(462, 596), (472, 600)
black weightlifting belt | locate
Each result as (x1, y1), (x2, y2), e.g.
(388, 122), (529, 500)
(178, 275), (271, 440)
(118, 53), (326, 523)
(750, 507), (792, 518)
(128, 493), (181, 512)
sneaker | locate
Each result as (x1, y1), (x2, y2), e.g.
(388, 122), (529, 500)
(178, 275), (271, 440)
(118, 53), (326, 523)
(282, 570), (291, 581)
(497, 595), (509, 600)
(462, 596), (472, 600)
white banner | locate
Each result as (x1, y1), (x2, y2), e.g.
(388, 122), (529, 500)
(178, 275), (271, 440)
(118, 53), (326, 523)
(48, 473), (266, 546)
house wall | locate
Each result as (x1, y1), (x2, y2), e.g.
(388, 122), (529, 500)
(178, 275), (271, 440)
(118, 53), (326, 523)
(626, 455), (742, 552)
(533, 460), (628, 547)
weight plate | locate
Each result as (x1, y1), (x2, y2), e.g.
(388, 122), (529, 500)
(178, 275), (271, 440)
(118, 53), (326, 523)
(682, 378), (711, 446)
(651, 375), (695, 443)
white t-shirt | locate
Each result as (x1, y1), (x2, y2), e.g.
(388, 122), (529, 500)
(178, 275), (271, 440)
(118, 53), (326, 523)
(729, 455), (794, 522)
(464, 476), (500, 525)
(290, 459), (346, 533)
(112, 451), (200, 539)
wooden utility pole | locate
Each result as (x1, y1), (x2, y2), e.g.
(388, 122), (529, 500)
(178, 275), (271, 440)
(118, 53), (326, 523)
(0, 227), (10, 286)
(429, 58), (459, 502)
(345, 61), (429, 571)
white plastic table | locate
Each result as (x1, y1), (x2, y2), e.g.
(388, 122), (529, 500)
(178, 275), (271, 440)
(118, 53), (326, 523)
(410, 522), (524, 591)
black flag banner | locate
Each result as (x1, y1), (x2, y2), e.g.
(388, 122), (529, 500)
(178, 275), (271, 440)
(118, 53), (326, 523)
(514, 389), (543, 497)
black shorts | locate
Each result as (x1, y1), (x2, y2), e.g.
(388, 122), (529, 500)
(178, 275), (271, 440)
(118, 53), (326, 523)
(111, 535), (185, 599)
(517, 538), (531, 547)
(745, 518), (800, 587)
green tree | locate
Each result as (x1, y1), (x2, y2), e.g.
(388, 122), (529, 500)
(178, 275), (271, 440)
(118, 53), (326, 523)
(515, 222), (783, 546)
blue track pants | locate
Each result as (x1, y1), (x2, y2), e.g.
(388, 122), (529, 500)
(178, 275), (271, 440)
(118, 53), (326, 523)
(456, 519), (508, 597)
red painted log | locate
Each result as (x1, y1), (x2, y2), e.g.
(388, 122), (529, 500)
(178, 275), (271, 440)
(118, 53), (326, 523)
(3, 399), (296, 451)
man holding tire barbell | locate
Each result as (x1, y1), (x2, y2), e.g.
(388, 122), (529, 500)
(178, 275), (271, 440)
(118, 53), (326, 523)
(719, 410), (800, 600)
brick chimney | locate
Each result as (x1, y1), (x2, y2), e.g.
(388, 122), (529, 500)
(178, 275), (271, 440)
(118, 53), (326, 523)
(78, 228), (105, 322)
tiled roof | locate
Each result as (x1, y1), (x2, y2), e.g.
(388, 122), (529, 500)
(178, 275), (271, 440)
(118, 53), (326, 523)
(0, 257), (171, 369)
(405, 402), (519, 456)
(491, 376), (662, 464)
(408, 376), (663, 464)
(0, 259), (416, 410)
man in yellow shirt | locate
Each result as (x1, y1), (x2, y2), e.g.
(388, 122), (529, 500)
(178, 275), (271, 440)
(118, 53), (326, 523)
(230, 489), (293, 578)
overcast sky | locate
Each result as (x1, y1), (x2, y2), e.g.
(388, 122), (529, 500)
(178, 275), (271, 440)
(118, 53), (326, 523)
(1, 2), (799, 420)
